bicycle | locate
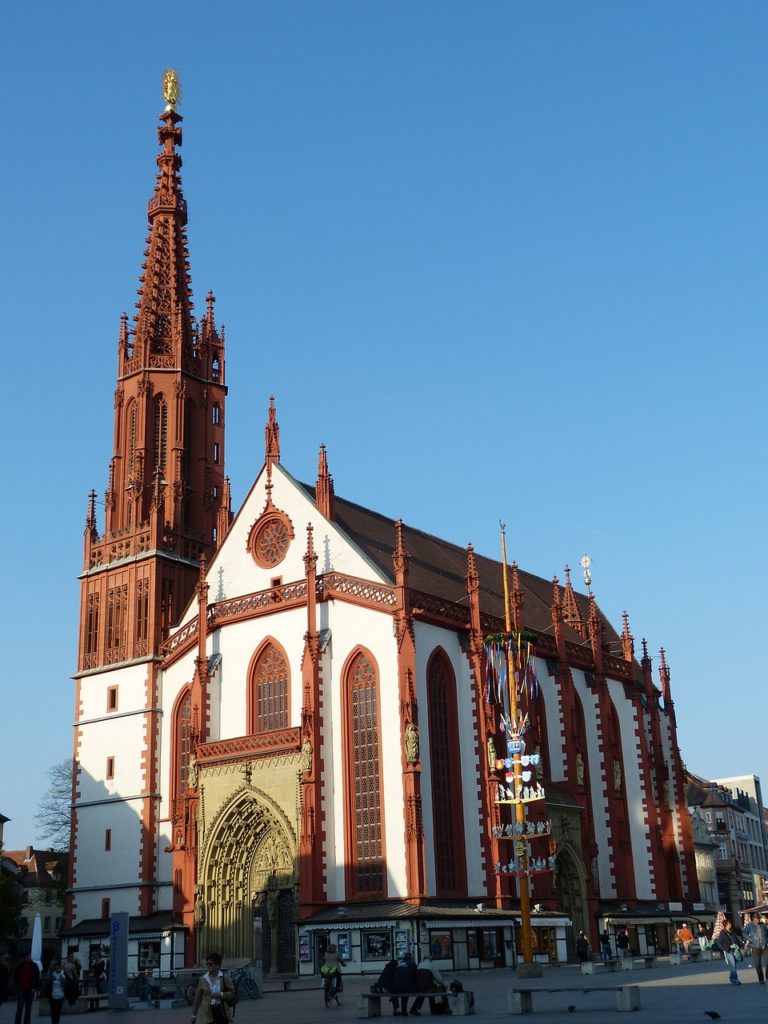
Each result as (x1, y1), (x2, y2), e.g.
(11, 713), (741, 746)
(228, 966), (259, 1000)
(322, 969), (343, 1008)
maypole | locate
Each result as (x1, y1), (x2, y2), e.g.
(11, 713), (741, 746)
(485, 524), (554, 976)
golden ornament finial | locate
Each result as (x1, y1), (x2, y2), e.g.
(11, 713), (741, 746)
(162, 68), (181, 110)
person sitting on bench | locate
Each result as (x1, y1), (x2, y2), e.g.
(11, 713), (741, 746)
(410, 955), (449, 1016)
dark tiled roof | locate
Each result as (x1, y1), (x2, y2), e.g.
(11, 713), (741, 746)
(302, 484), (624, 649)
(60, 911), (182, 938)
(302, 899), (522, 926)
(5, 848), (68, 887)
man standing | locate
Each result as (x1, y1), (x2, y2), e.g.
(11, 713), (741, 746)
(13, 954), (40, 1024)
(616, 928), (630, 959)
(742, 912), (768, 984)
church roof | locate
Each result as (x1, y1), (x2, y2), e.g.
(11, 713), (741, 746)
(301, 483), (624, 652)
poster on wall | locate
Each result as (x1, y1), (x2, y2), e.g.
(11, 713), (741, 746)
(363, 931), (393, 961)
(395, 930), (410, 958)
(337, 933), (350, 961)
(299, 936), (311, 962)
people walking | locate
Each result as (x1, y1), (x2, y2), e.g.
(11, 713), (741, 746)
(13, 954), (40, 1024)
(716, 918), (742, 986)
(599, 932), (612, 963)
(616, 928), (630, 960)
(190, 954), (236, 1024)
(44, 962), (67, 1024)
(742, 912), (768, 984)
(697, 923), (709, 952)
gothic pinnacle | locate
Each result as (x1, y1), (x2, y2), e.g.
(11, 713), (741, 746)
(265, 396), (280, 468)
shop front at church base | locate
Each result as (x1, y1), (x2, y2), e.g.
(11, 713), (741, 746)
(297, 901), (571, 975)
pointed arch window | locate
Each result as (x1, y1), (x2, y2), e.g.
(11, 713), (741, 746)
(250, 643), (289, 733)
(153, 398), (167, 474)
(427, 650), (467, 896)
(172, 688), (192, 802)
(344, 651), (386, 898)
(127, 402), (137, 474)
(182, 400), (194, 484)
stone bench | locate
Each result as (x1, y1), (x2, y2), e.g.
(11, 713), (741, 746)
(581, 958), (620, 974)
(670, 948), (702, 966)
(359, 990), (475, 1017)
(508, 985), (641, 1014)
(621, 955), (656, 970)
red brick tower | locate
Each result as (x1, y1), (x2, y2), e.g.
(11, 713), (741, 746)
(74, 88), (226, 919)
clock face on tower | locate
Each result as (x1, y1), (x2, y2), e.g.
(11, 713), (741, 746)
(249, 513), (293, 568)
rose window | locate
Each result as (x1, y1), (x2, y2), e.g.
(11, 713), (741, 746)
(252, 516), (290, 567)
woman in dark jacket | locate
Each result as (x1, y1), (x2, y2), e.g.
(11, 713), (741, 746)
(716, 919), (743, 986)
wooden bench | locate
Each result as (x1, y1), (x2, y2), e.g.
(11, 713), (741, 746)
(621, 955), (656, 971)
(509, 985), (640, 1014)
(359, 990), (475, 1017)
(581, 958), (620, 974)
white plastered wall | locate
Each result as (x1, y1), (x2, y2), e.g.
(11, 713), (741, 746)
(176, 463), (389, 624)
(607, 677), (654, 899)
(570, 669), (613, 895)
(537, 657), (566, 782)
(74, 662), (153, 915)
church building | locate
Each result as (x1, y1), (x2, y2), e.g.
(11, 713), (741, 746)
(65, 88), (699, 978)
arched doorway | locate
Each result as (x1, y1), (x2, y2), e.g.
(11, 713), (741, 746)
(554, 844), (588, 953)
(198, 786), (297, 972)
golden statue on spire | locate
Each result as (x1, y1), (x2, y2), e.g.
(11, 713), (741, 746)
(162, 68), (181, 110)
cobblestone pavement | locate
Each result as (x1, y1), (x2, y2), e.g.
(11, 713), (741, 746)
(3, 958), (768, 1024)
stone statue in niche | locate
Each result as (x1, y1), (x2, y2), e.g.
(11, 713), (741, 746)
(487, 736), (496, 770)
(299, 738), (313, 774)
(405, 722), (419, 763)
(575, 752), (584, 786)
(194, 884), (206, 928)
(187, 755), (199, 790)
(613, 758), (622, 793)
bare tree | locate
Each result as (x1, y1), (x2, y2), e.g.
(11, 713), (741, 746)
(35, 759), (74, 850)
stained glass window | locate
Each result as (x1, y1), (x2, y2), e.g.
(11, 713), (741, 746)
(253, 644), (289, 732)
(428, 651), (466, 896)
(348, 653), (385, 897)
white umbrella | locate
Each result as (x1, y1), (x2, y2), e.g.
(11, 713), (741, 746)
(30, 913), (43, 972)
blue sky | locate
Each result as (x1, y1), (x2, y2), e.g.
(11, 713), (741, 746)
(2, 1), (766, 849)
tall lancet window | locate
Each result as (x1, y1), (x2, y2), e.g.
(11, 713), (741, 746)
(172, 688), (192, 802)
(427, 650), (467, 896)
(250, 642), (289, 733)
(153, 397), (167, 474)
(344, 651), (386, 898)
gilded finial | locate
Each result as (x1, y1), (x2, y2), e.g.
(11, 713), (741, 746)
(162, 68), (181, 111)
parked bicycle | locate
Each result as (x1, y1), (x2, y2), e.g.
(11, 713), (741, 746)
(229, 966), (259, 1000)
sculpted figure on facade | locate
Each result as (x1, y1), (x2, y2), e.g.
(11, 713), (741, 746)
(613, 758), (622, 793)
(193, 883), (206, 927)
(487, 736), (496, 770)
(299, 737), (313, 775)
(575, 751), (584, 786)
(405, 722), (419, 764)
